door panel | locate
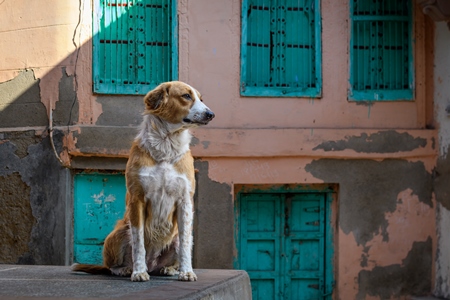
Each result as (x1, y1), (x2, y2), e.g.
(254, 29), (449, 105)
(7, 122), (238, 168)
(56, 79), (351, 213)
(73, 173), (126, 264)
(236, 189), (333, 300)
(241, 194), (282, 298)
(290, 279), (321, 300)
(291, 239), (320, 271)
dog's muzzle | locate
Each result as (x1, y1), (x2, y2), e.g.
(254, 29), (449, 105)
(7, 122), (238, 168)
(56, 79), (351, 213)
(183, 110), (215, 125)
(204, 110), (215, 122)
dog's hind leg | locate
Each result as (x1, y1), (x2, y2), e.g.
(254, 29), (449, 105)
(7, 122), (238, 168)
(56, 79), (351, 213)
(156, 239), (180, 276)
(103, 220), (133, 277)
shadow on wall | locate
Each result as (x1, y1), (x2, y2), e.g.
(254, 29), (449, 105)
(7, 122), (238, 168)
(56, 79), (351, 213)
(0, 2), (152, 265)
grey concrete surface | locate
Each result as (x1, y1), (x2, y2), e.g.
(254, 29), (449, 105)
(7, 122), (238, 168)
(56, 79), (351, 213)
(0, 265), (251, 300)
(411, 297), (448, 300)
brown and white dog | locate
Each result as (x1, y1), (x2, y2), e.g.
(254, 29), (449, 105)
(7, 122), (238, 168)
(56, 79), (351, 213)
(73, 81), (214, 282)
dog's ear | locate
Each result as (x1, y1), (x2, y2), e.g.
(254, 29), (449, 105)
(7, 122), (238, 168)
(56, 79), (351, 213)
(144, 82), (171, 111)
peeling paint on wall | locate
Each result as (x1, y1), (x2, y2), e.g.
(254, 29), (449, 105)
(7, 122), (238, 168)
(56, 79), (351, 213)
(357, 238), (432, 299)
(193, 160), (233, 269)
(53, 67), (79, 126)
(305, 159), (433, 246)
(0, 130), (69, 264)
(313, 131), (428, 153)
(95, 96), (143, 127)
(305, 159), (434, 298)
(0, 70), (47, 128)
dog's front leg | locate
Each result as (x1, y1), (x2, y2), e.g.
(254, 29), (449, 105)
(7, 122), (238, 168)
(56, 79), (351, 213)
(177, 196), (197, 281)
(129, 196), (150, 282)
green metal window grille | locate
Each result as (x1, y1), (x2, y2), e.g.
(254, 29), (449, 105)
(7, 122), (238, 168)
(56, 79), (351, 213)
(240, 0), (322, 97)
(93, 0), (177, 95)
(349, 0), (413, 101)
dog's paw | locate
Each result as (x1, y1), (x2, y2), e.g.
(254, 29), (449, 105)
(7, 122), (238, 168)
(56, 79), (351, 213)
(178, 271), (197, 281)
(160, 266), (179, 276)
(131, 271), (150, 282)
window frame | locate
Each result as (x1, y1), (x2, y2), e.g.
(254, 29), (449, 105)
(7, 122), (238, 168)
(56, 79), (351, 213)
(240, 0), (322, 98)
(92, 0), (178, 95)
(348, 0), (414, 102)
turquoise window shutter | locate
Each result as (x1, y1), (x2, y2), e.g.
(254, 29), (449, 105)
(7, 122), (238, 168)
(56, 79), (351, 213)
(241, 0), (322, 98)
(349, 0), (413, 101)
(93, 0), (178, 95)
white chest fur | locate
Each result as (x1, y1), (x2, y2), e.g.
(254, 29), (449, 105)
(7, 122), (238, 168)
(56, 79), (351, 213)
(139, 163), (191, 224)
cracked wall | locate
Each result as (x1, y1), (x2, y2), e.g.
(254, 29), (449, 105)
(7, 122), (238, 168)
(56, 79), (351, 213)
(0, 131), (70, 264)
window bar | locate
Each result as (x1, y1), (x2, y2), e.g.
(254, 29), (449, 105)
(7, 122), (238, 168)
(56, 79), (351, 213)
(166, 0), (169, 82)
(156, 1), (160, 84)
(246, 0), (250, 87)
(259, 0), (264, 88)
(305, 0), (308, 89)
(360, 4), (363, 91)
(401, 18), (404, 89)
(376, 16), (380, 90)
(101, 1), (106, 86)
(164, 1), (168, 83)
(386, 22), (395, 90)
(115, 0), (119, 87)
(150, 1), (155, 85)
(277, 0), (281, 88)
(167, 0), (170, 82)
(144, 1), (148, 85)
(104, 1), (109, 86)
(353, 12), (356, 91)
(296, 0), (300, 88)
(154, 1), (158, 83)
(115, 1), (119, 87)
(160, 1), (163, 83)
(108, 0), (113, 87)
(309, 0), (313, 89)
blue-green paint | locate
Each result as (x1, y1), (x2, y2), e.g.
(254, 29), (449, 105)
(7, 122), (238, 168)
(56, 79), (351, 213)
(93, 0), (178, 95)
(240, 0), (322, 98)
(348, 0), (413, 101)
(73, 173), (126, 264)
(234, 185), (334, 300)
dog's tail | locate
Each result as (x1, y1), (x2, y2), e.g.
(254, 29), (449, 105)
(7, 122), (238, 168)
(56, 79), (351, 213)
(71, 263), (111, 275)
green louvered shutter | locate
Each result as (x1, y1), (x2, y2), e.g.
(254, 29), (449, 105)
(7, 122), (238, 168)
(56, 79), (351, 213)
(241, 0), (322, 97)
(349, 0), (413, 101)
(93, 0), (177, 95)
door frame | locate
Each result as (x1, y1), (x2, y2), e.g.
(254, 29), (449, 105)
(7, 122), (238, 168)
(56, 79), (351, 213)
(234, 184), (336, 299)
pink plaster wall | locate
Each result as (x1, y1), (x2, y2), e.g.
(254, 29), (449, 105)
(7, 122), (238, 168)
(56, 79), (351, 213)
(0, 0), (437, 298)
(182, 0), (429, 130)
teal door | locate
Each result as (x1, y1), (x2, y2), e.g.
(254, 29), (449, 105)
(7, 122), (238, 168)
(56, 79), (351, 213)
(73, 173), (126, 264)
(235, 188), (334, 300)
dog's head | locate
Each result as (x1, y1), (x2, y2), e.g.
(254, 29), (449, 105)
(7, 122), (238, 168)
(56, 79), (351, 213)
(143, 81), (215, 126)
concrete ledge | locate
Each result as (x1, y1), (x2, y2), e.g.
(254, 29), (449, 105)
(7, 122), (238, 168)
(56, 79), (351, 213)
(65, 125), (437, 159)
(0, 265), (252, 300)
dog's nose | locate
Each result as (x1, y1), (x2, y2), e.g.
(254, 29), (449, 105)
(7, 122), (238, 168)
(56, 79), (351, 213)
(205, 110), (215, 120)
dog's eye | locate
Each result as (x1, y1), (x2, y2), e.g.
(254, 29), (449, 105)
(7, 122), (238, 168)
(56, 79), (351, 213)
(182, 94), (192, 100)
